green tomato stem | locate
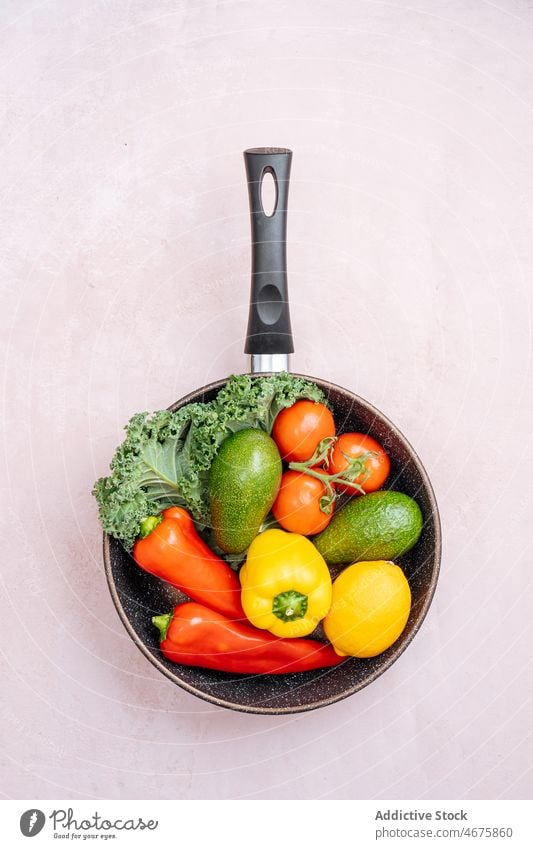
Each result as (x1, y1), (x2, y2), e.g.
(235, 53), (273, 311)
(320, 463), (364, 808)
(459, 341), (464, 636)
(288, 450), (378, 513)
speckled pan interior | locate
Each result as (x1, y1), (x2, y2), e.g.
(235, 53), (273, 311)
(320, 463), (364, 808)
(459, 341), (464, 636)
(103, 374), (441, 715)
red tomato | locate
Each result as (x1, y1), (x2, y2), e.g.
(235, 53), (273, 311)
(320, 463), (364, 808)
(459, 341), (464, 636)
(328, 433), (390, 494)
(272, 470), (334, 535)
(272, 401), (335, 462)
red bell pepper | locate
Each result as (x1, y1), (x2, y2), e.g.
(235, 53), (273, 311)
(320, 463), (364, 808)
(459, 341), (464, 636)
(133, 507), (244, 620)
(152, 602), (344, 675)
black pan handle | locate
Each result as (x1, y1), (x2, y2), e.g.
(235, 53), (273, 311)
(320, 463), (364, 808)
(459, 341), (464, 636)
(244, 147), (294, 356)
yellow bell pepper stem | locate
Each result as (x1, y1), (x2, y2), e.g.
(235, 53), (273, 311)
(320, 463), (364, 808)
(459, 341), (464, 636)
(272, 590), (308, 622)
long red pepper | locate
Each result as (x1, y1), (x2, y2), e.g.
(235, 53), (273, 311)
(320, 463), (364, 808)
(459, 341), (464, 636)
(133, 507), (245, 620)
(152, 602), (344, 675)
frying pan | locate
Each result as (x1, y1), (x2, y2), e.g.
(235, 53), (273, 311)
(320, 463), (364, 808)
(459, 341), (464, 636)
(104, 147), (441, 714)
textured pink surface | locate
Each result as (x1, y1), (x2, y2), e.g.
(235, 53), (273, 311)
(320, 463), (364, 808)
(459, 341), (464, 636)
(1, 1), (532, 800)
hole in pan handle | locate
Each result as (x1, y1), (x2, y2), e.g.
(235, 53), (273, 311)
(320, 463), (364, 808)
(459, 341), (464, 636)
(243, 147), (295, 372)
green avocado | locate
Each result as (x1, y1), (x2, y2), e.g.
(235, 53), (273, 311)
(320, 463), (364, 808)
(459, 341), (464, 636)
(313, 490), (423, 564)
(208, 428), (282, 554)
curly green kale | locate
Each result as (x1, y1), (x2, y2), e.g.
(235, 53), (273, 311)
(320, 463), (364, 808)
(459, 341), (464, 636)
(93, 373), (326, 550)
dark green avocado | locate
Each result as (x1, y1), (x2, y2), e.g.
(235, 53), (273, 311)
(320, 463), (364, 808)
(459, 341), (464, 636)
(313, 490), (423, 564)
(208, 428), (282, 554)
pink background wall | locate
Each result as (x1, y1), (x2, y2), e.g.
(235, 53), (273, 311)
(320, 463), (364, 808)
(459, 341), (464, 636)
(1, 0), (532, 799)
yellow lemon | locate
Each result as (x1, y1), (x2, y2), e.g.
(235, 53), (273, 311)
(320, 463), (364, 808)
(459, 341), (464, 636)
(323, 560), (411, 657)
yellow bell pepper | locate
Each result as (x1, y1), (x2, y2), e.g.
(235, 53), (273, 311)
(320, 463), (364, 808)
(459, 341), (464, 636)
(240, 529), (333, 638)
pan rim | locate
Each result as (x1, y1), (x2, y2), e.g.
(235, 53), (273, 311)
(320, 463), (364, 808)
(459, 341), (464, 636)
(102, 372), (442, 715)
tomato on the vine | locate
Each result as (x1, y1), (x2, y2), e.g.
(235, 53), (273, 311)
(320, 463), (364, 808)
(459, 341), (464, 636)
(272, 470), (334, 535)
(328, 433), (390, 494)
(272, 401), (335, 463)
